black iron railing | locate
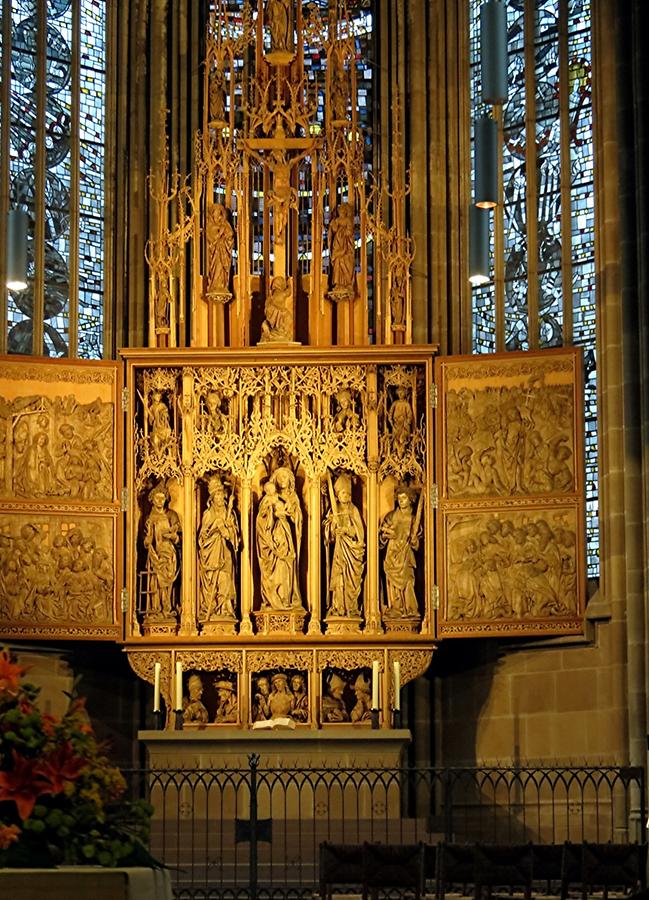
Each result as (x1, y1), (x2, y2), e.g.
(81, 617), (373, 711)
(123, 759), (645, 899)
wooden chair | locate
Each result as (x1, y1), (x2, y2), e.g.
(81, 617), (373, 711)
(473, 842), (534, 900)
(319, 842), (364, 900)
(435, 842), (477, 900)
(362, 842), (425, 900)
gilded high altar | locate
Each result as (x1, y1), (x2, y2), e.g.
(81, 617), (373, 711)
(0, 2), (586, 731)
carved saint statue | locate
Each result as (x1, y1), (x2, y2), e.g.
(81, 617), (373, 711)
(214, 679), (238, 723)
(332, 388), (359, 432)
(148, 390), (173, 456)
(350, 673), (372, 722)
(379, 486), (422, 618)
(329, 202), (355, 297)
(330, 44), (348, 123)
(183, 673), (209, 724)
(388, 385), (414, 457)
(260, 276), (293, 343)
(266, 0), (291, 53)
(321, 672), (350, 723)
(267, 150), (294, 244)
(204, 389), (228, 435)
(389, 256), (408, 331)
(209, 68), (226, 124)
(253, 674), (272, 721)
(269, 672), (293, 718)
(206, 203), (234, 298)
(256, 467), (303, 611)
(198, 474), (239, 621)
(25, 431), (55, 497)
(290, 673), (309, 722)
(143, 483), (181, 618)
(323, 472), (365, 618)
(154, 266), (172, 332)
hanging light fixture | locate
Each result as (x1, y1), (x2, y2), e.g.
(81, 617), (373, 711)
(480, 0), (508, 106)
(6, 209), (28, 291)
(469, 204), (490, 286)
(474, 116), (498, 209)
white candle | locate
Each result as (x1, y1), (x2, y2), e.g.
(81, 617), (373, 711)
(175, 661), (183, 711)
(372, 660), (379, 710)
(393, 661), (401, 711)
(153, 662), (161, 713)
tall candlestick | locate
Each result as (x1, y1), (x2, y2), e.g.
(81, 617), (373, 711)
(175, 661), (183, 711)
(393, 660), (401, 711)
(153, 662), (161, 713)
(372, 660), (379, 709)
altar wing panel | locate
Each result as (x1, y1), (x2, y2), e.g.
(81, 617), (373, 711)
(0, 355), (122, 640)
(435, 347), (585, 638)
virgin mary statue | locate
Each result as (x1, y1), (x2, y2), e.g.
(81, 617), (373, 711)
(255, 467), (303, 610)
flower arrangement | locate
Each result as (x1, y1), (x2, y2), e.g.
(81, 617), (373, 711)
(0, 648), (154, 868)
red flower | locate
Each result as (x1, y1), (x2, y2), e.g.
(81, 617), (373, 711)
(35, 743), (87, 795)
(0, 653), (28, 698)
(0, 752), (53, 821)
(41, 713), (59, 737)
(0, 823), (21, 850)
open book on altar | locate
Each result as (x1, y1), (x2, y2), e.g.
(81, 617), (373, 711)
(252, 717), (297, 730)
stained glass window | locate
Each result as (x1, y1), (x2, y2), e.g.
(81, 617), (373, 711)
(3, 0), (106, 359)
(469, 0), (598, 579)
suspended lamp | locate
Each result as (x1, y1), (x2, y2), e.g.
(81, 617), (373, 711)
(480, 0), (508, 106)
(469, 204), (490, 286)
(6, 209), (28, 291)
(474, 116), (498, 209)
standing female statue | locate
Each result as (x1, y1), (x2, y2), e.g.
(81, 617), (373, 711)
(143, 482), (181, 617)
(256, 467), (303, 610)
(323, 472), (365, 617)
(379, 486), (422, 618)
(329, 202), (356, 296)
(206, 203), (234, 298)
(198, 474), (239, 620)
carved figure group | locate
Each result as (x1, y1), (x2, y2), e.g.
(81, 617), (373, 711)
(6, 397), (112, 502)
(379, 486), (422, 619)
(252, 670), (308, 723)
(143, 483), (181, 620)
(323, 472), (365, 618)
(446, 382), (574, 497)
(256, 468), (303, 611)
(0, 521), (113, 624)
(321, 668), (375, 723)
(198, 475), (239, 622)
(182, 672), (238, 724)
(447, 514), (577, 621)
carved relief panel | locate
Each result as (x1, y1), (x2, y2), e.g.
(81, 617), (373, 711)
(436, 348), (585, 637)
(0, 357), (120, 639)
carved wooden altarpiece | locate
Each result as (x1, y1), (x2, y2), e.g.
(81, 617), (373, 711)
(0, 3), (586, 730)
